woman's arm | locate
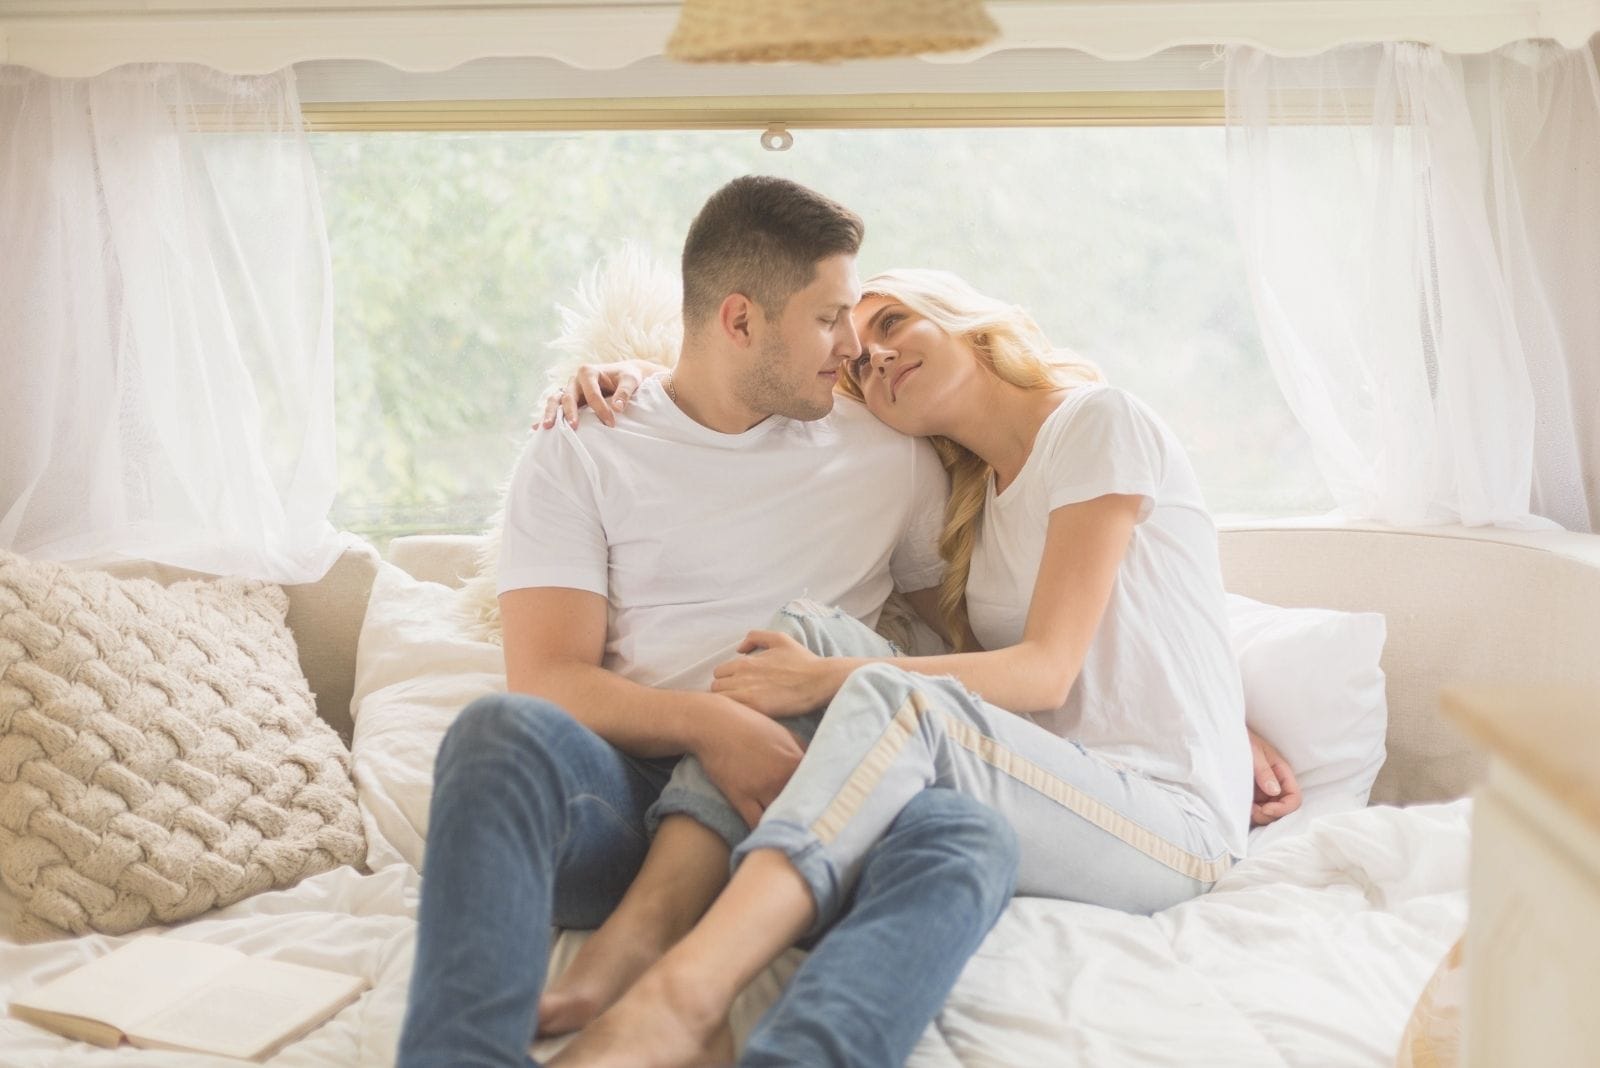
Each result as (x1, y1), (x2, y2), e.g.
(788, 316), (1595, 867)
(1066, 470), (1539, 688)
(712, 493), (1141, 716)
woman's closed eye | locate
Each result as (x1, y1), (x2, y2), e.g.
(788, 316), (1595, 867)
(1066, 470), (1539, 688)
(848, 352), (873, 381)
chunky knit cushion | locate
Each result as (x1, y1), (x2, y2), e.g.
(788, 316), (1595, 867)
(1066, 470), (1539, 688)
(0, 550), (365, 941)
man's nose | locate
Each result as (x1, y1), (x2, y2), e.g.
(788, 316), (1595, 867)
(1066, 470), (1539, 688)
(838, 317), (863, 356)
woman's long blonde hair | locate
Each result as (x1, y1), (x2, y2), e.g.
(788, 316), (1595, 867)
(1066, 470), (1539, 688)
(839, 269), (1103, 650)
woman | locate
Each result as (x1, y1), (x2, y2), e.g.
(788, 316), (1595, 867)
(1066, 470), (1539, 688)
(548, 269), (1292, 1067)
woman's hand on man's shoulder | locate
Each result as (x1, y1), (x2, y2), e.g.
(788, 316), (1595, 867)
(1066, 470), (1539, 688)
(537, 359), (669, 430)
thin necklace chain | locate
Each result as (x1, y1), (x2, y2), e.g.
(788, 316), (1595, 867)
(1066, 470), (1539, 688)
(664, 373), (678, 402)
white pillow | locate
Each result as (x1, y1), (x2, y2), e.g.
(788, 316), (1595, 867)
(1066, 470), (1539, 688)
(1227, 594), (1389, 853)
(349, 563), (504, 872)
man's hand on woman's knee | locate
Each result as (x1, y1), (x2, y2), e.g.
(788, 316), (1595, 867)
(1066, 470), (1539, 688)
(694, 695), (806, 828)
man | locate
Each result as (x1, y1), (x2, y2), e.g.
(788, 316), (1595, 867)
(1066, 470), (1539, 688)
(396, 176), (1020, 1068)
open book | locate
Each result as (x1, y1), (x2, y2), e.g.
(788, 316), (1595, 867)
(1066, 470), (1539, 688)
(8, 935), (368, 1061)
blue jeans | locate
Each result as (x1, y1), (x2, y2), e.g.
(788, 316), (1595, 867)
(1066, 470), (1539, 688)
(732, 601), (1234, 936)
(396, 695), (670, 1068)
(740, 787), (1017, 1067)
(396, 693), (1019, 1068)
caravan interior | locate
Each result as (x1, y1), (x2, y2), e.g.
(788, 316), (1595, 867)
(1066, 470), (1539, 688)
(2, 3), (1598, 1066)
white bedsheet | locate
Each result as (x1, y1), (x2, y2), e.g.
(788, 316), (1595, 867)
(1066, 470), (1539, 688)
(0, 800), (1469, 1067)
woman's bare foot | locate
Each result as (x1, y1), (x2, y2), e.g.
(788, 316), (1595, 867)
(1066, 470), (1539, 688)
(546, 967), (733, 1068)
(538, 931), (665, 1037)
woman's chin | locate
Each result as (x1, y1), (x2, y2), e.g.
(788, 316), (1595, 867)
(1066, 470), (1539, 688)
(866, 401), (924, 437)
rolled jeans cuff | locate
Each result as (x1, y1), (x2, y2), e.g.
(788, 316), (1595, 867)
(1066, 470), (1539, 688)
(730, 818), (842, 939)
(644, 774), (751, 851)
(643, 709), (825, 853)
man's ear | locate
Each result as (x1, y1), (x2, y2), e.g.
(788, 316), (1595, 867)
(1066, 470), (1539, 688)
(717, 292), (757, 349)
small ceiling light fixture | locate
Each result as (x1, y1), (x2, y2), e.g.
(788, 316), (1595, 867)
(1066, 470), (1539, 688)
(665, 0), (1000, 64)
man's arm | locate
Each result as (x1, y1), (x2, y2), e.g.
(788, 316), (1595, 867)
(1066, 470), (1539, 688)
(502, 585), (711, 756)
(501, 585), (804, 826)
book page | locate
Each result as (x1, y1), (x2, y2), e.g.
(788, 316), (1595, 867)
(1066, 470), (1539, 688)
(128, 957), (367, 1061)
(9, 936), (238, 1036)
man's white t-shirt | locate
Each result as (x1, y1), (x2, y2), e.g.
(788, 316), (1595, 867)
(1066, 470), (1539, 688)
(497, 376), (948, 692)
(965, 384), (1252, 858)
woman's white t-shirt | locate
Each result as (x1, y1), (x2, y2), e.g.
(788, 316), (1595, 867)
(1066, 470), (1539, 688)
(965, 384), (1252, 858)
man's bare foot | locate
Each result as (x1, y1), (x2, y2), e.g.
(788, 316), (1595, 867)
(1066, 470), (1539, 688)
(537, 940), (649, 1036)
(546, 968), (733, 1068)
(538, 986), (603, 1040)
(539, 932), (666, 1036)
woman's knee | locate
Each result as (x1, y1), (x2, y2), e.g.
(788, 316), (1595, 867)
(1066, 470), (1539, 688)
(768, 597), (849, 651)
(769, 598), (898, 660)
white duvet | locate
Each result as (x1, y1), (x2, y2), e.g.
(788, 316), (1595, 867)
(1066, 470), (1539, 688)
(1, 799), (1467, 1068)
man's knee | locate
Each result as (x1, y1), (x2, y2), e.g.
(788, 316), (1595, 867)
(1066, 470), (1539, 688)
(884, 789), (1019, 902)
(897, 788), (1015, 849)
(436, 693), (585, 785)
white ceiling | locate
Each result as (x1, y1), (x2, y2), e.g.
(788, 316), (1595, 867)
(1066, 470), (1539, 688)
(2, 1), (1597, 76)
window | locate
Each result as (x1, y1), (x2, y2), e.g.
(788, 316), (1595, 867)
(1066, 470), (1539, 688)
(309, 121), (1331, 544)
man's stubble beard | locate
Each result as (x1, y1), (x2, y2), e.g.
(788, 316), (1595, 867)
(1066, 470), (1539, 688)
(735, 332), (834, 422)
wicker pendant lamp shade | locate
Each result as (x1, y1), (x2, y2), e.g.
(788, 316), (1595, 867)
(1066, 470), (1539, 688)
(665, 0), (1000, 63)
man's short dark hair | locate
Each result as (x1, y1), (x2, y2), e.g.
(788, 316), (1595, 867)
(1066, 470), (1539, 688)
(681, 176), (864, 327)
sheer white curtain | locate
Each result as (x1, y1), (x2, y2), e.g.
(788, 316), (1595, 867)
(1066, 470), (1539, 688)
(1485, 42), (1600, 532)
(1224, 41), (1595, 530)
(0, 64), (343, 580)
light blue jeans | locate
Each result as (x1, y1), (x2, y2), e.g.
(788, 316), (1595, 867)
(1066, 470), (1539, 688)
(395, 619), (1018, 1067)
(730, 600), (1235, 937)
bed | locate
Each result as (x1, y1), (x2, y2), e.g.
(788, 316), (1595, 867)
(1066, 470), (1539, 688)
(5, 521), (1599, 1067)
